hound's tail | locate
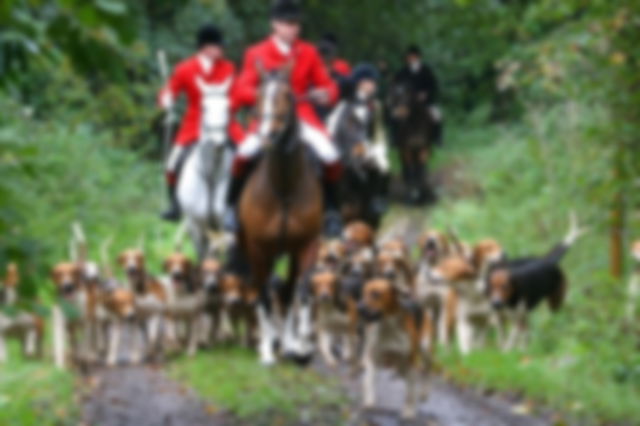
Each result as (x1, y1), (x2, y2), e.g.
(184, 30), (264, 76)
(100, 236), (114, 279)
(545, 211), (588, 264)
(71, 222), (88, 263)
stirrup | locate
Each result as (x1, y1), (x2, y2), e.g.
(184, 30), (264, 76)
(223, 209), (239, 233)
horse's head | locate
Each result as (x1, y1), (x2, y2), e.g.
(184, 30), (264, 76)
(388, 81), (413, 120)
(197, 76), (231, 145)
(255, 61), (297, 151)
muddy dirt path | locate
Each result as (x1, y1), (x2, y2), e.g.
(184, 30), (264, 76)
(318, 361), (550, 426)
(82, 365), (232, 426)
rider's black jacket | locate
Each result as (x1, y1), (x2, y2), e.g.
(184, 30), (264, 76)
(394, 62), (439, 104)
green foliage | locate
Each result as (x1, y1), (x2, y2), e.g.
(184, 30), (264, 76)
(0, 94), (175, 301)
(0, 0), (138, 92)
(171, 347), (346, 423)
(429, 102), (640, 423)
(0, 343), (77, 425)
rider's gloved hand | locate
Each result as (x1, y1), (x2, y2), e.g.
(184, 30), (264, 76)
(308, 88), (330, 106)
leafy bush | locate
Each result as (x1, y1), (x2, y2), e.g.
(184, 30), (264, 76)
(0, 95), (175, 301)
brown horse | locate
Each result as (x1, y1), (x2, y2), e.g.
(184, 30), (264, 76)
(237, 64), (323, 365)
(388, 80), (436, 204)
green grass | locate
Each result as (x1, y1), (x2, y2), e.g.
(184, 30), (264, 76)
(170, 347), (348, 424)
(429, 102), (640, 424)
(0, 343), (77, 426)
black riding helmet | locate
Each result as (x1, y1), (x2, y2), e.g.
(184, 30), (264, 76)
(406, 44), (421, 57)
(271, 0), (302, 22)
(351, 63), (380, 86)
(318, 32), (339, 59)
(197, 24), (224, 48)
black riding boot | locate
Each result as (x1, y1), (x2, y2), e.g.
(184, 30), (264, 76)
(161, 184), (181, 222)
(225, 161), (257, 232)
(323, 180), (343, 238)
(224, 174), (244, 232)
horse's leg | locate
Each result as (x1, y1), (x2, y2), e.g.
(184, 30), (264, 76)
(283, 239), (320, 363)
(281, 257), (299, 358)
(400, 145), (411, 185)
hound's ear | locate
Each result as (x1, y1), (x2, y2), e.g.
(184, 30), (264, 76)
(185, 259), (194, 272)
(117, 254), (125, 266)
(471, 246), (481, 270)
(50, 268), (59, 283)
(441, 236), (451, 255)
(162, 259), (170, 273)
(73, 264), (84, 280)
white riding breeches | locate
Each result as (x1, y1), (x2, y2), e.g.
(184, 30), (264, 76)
(237, 121), (340, 164)
(166, 145), (186, 172)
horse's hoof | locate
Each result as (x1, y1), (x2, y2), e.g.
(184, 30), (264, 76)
(282, 351), (313, 367)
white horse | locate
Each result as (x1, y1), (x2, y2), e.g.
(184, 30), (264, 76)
(178, 77), (233, 259)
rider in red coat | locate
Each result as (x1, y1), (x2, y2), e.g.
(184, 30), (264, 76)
(315, 33), (352, 120)
(227, 0), (343, 236)
(158, 24), (243, 221)
(318, 33), (352, 78)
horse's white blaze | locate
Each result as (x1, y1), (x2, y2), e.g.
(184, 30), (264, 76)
(259, 80), (278, 138)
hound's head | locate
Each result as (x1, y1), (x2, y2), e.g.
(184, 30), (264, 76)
(430, 256), (476, 294)
(342, 221), (375, 252)
(107, 288), (136, 319)
(200, 258), (223, 293)
(163, 252), (193, 283)
(50, 262), (83, 297)
(358, 278), (398, 322)
(632, 241), (640, 263)
(488, 269), (512, 309)
(220, 273), (244, 306)
(3, 263), (19, 289)
(472, 239), (505, 270)
(318, 239), (347, 270)
(117, 249), (145, 277)
(378, 239), (408, 260)
(341, 248), (375, 299)
(81, 261), (101, 287)
(375, 251), (406, 281)
(310, 270), (340, 305)
(418, 230), (449, 264)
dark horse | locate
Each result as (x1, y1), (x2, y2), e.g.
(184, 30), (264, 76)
(238, 63), (323, 365)
(387, 81), (437, 204)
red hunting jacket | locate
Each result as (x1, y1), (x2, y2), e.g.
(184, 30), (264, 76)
(232, 37), (339, 132)
(159, 55), (245, 146)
